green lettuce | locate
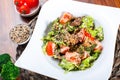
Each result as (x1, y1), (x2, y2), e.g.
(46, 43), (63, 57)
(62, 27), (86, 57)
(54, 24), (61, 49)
(87, 26), (104, 41)
(79, 52), (100, 70)
(80, 16), (94, 28)
(87, 28), (98, 37)
(59, 58), (75, 71)
(95, 26), (104, 41)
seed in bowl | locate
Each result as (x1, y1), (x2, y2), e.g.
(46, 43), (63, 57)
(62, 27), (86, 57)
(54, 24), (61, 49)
(9, 24), (31, 44)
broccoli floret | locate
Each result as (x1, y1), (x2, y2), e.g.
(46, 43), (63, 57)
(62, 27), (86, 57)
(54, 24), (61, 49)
(0, 54), (11, 72)
(1, 61), (20, 80)
(0, 53), (20, 80)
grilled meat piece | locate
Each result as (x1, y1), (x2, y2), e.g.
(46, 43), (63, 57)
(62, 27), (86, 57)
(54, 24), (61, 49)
(71, 17), (82, 26)
(65, 52), (81, 65)
(77, 28), (85, 42)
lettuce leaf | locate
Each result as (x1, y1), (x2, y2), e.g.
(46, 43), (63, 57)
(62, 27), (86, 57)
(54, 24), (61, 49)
(95, 26), (104, 41)
(87, 26), (104, 41)
(80, 16), (94, 28)
(59, 58), (75, 71)
(79, 52), (100, 70)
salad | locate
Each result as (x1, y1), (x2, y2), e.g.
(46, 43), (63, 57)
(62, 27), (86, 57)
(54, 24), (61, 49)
(43, 12), (104, 71)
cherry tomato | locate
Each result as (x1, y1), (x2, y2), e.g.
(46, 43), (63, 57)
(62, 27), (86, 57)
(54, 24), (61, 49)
(46, 41), (55, 56)
(84, 30), (95, 41)
(14, 0), (25, 7)
(18, 4), (30, 14)
(25, 0), (39, 8)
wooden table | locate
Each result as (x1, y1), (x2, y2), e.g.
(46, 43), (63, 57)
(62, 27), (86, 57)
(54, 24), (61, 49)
(0, 0), (120, 59)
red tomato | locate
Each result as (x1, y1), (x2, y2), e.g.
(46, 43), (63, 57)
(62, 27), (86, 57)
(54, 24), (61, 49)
(60, 12), (73, 24)
(14, 0), (25, 7)
(46, 41), (55, 56)
(18, 4), (30, 14)
(25, 0), (39, 8)
(84, 30), (95, 41)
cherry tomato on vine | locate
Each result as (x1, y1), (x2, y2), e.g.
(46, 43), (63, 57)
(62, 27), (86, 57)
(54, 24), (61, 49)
(25, 0), (39, 8)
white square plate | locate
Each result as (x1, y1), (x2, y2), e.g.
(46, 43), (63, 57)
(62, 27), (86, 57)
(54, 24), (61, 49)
(15, 0), (120, 80)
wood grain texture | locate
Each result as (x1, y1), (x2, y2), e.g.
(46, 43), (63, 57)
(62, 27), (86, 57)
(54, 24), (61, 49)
(76, 0), (120, 7)
(0, 0), (120, 59)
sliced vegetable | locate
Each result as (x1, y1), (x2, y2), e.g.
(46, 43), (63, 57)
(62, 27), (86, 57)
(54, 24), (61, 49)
(46, 41), (56, 56)
(84, 30), (95, 41)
